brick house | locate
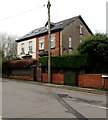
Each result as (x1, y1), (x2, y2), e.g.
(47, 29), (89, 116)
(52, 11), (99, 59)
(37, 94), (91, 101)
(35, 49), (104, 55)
(16, 15), (92, 59)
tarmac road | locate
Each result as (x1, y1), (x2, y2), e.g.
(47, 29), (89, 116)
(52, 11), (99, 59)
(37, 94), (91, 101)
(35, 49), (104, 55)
(2, 78), (108, 119)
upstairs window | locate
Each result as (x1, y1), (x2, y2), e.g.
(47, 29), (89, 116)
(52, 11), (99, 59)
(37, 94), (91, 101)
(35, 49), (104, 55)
(51, 36), (55, 48)
(29, 41), (33, 53)
(69, 36), (72, 48)
(80, 24), (83, 35)
(39, 38), (44, 50)
(21, 43), (25, 54)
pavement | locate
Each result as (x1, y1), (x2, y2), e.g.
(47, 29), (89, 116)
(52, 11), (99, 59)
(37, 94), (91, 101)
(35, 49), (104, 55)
(3, 78), (108, 96)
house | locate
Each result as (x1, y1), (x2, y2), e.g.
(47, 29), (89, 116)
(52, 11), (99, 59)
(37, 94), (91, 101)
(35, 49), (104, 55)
(16, 15), (92, 59)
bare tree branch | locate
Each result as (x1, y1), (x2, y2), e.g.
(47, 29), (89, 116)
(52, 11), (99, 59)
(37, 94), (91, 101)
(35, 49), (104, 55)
(0, 32), (19, 58)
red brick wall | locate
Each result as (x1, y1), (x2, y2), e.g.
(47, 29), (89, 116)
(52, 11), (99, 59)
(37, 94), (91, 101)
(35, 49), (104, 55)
(78, 75), (85, 87)
(42, 73), (64, 84)
(78, 74), (108, 89)
(36, 32), (60, 59)
(52, 74), (64, 84)
(42, 73), (48, 83)
(9, 76), (33, 81)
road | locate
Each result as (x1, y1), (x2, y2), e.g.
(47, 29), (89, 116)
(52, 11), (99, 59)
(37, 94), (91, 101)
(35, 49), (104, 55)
(2, 78), (108, 119)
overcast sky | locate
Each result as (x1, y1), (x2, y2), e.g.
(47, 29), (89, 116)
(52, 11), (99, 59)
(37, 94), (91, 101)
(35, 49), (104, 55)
(0, 0), (107, 37)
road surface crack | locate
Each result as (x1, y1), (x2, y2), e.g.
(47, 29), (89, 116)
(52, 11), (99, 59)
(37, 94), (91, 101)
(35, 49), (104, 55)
(48, 89), (88, 120)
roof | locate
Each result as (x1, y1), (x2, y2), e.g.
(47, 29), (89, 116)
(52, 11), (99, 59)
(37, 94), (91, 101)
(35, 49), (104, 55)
(16, 15), (92, 42)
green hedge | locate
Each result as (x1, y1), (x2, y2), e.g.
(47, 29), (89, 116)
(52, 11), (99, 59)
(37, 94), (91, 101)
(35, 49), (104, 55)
(2, 58), (11, 76)
(39, 54), (87, 69)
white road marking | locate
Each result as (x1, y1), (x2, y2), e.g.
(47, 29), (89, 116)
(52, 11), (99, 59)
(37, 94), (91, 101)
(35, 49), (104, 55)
(85, 103), (108, 110)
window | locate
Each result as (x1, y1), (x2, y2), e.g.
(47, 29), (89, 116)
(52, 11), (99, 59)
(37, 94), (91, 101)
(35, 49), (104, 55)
(80, 39), (83, 43)
(21, 43), (25, 54)
(80, 24), (83, 35)
(29, 41), (33, 53)
(51, 36), (55, 48)
(39, 38), (44, 50)
(46, 25), (48, 29)
(69, 36), (72, 48)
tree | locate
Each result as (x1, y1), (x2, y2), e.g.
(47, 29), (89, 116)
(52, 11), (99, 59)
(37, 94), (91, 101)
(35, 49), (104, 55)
(0, 32), (18, 58)
(78, 33), (108, 73)
(78, 33), (108, 58)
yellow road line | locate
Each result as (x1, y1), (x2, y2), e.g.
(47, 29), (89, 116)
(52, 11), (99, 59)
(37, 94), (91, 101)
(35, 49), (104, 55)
(3, 79), (107, 97)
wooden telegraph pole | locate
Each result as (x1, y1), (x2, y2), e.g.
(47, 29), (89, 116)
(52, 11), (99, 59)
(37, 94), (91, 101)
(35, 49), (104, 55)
(47, 0), (51, 83)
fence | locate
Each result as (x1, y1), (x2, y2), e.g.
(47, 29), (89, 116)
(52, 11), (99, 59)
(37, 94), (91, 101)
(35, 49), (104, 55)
(3, 59), (108, 89)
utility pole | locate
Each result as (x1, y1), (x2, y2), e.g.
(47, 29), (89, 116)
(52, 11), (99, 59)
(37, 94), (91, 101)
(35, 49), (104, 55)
(47, 0), (51, 83)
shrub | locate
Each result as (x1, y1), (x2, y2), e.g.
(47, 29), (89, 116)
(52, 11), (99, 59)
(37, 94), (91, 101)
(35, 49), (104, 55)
(2, 57), (11, 76)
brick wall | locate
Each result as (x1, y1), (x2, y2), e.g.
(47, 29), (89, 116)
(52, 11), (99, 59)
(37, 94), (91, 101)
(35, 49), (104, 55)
(6, 59), (38, 81)
(36, 32), (60, 59)
(42, 73), (48, 83)
(52, 74), (64, 84)
(9, 76), (33, 81)
(78, 74), (108, 89)
(42, 73), (64, 84)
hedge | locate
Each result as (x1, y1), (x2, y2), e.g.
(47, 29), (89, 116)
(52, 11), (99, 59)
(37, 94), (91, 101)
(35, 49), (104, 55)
(9, 59), (38, 68)
(2, 59), (38, 76)
(39, 54), (87, 69)
(2, 58), (11, 76)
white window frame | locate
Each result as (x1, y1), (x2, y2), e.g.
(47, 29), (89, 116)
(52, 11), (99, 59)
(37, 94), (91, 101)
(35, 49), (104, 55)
(29, 41), (33, 53)
(21, 43), (25, 54)
(80, 24), (83, 35)
(39, 38), (44, 50)
(51, 36), (55, 48)
(69, 36), (72, 48)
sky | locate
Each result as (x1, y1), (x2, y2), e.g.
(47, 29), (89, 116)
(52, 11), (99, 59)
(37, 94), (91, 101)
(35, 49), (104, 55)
(107, 1), (108, 34)
(0, 0), (107, 37)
